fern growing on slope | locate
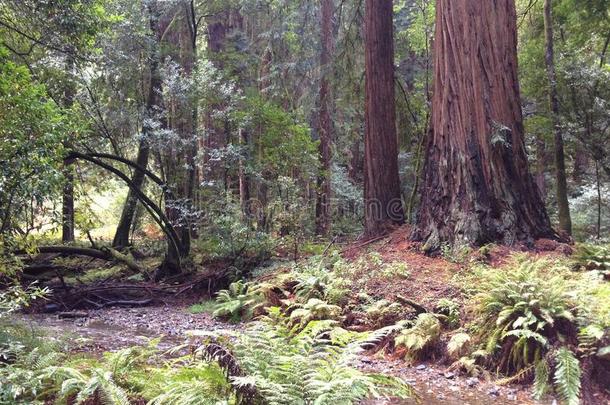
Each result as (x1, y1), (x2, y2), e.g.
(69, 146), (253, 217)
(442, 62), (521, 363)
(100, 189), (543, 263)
(473, 257), (576, 373)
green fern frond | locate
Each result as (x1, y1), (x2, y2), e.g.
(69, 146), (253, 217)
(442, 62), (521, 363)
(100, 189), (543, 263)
(553, 348), (581, 405)
(533, 359), (550, 400)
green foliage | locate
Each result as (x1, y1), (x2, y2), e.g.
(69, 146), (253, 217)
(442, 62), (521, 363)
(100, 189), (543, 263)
(288, 298), (343, 328)
(146, 363), (234, 405)
(447, 333), (471, 359)
(365, 300), (404, 328)
(533, 358), (551, 400)
(435, 298), (461, 328)
(213, 281), (267, 322)
(0, 47), (67, 240)
(573, 243), (610, 272)
(394, 313), (441, 360)
(40, 343), (158, 405)
(472, 257), (575, 373)
(440, 242), (472, 264)
(188, 300), (217, 315)
(292, 255), (350, 305)
(553, 348), (582, 405)
(225, 317), (414, 404)
(197, 193), (275, 267)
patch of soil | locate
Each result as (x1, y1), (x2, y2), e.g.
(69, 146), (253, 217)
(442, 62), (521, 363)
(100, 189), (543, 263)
(343, 226), (462, 310)
(355, 355), (554, 405)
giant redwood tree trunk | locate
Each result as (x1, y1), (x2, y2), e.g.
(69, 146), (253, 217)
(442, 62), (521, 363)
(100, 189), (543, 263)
(414, 0), (555, 250)
(315, 0), (334, 236)
(363, 0), (405, 237)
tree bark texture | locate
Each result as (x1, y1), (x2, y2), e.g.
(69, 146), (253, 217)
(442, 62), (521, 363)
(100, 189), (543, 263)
(363, 0), (405, 237)
(544, 0), (572, 235)
(415, 0), (555, 250)
(315, 0), (334, 236)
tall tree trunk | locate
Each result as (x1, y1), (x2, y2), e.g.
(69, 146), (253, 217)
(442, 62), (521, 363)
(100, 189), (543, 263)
(315, 0), (334, 236)
(363, 0), (405, 237)
(155, 1), (198, 278)
(414, 0), (555, 251)
(113, 4), (161, 249)
(544, 0), (572, 235)
(62, 53), (76, 243)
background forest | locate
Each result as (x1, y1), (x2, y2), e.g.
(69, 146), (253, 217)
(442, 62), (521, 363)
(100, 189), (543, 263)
(0, 0), (609, 404)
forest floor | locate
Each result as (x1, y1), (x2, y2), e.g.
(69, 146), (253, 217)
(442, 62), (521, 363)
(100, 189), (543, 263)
(15, 225), (609, 404)
(18, 304), (549, 405)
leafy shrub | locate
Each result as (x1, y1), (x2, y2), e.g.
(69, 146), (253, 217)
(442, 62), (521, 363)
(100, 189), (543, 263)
(472, 258), (576, 373)
(435, 298), (461, 328)
(447, 332), (472, 359)
(212, 280), (268, 322)
(365, 299), (404, 328)
(292, 256), (350, 305)
(573, 243), (610, 272)
(394, 313), (441, 361)
(288, 298), (343, 328)
(188, 300), (217, 315)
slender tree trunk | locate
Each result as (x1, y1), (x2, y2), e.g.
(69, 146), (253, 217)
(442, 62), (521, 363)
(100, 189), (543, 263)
(535, 135), (548, 199)
(238, 128), (251, 217)
(544, 0), (572, 235)
(414, 0), (555, 250)
(113, 5), (161, 249)
(363, 0), (405, 237)
(315, 0), (334, 236)
(155, 1), (198, 278)
(62, 54), (76, 243)
(595, 160), (602, 240)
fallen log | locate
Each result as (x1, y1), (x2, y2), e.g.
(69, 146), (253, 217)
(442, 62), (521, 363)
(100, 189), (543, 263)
(16, 246), (111, 260)
(396, 294), (429, 315)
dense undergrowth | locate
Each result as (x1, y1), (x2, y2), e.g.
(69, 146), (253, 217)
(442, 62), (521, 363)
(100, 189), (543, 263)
(1, 243), (609, 404)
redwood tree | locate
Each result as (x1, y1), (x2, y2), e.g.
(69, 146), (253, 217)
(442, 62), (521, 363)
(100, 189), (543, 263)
(363, 0), (404, 237)
(415, 0), (555, 250)
(315, 0), (334, 236)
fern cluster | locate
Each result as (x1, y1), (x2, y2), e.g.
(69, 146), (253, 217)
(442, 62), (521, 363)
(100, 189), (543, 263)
(221, 315), (414, 404)
(463, 257), (605, 404)
(212, 280), (270, 322)
(573, 243), (610, 273)
(394, 313), (441, 361)
(473, 258), (575, 373)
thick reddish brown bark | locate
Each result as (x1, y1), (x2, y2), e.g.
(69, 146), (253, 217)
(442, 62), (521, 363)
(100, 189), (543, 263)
(315, 0), (334, 236)
(363, 0), (405, 237)
(415, 0), (555, 250)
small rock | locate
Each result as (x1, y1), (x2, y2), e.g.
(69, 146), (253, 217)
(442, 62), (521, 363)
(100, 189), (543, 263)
(507, 394), (517, 401)
(444, 371), (456, 379)
(488, 386), (500, 396)
(466, 377), (479, 387)
(416, 364), (427, 370)
(361, 358), (372, 364)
